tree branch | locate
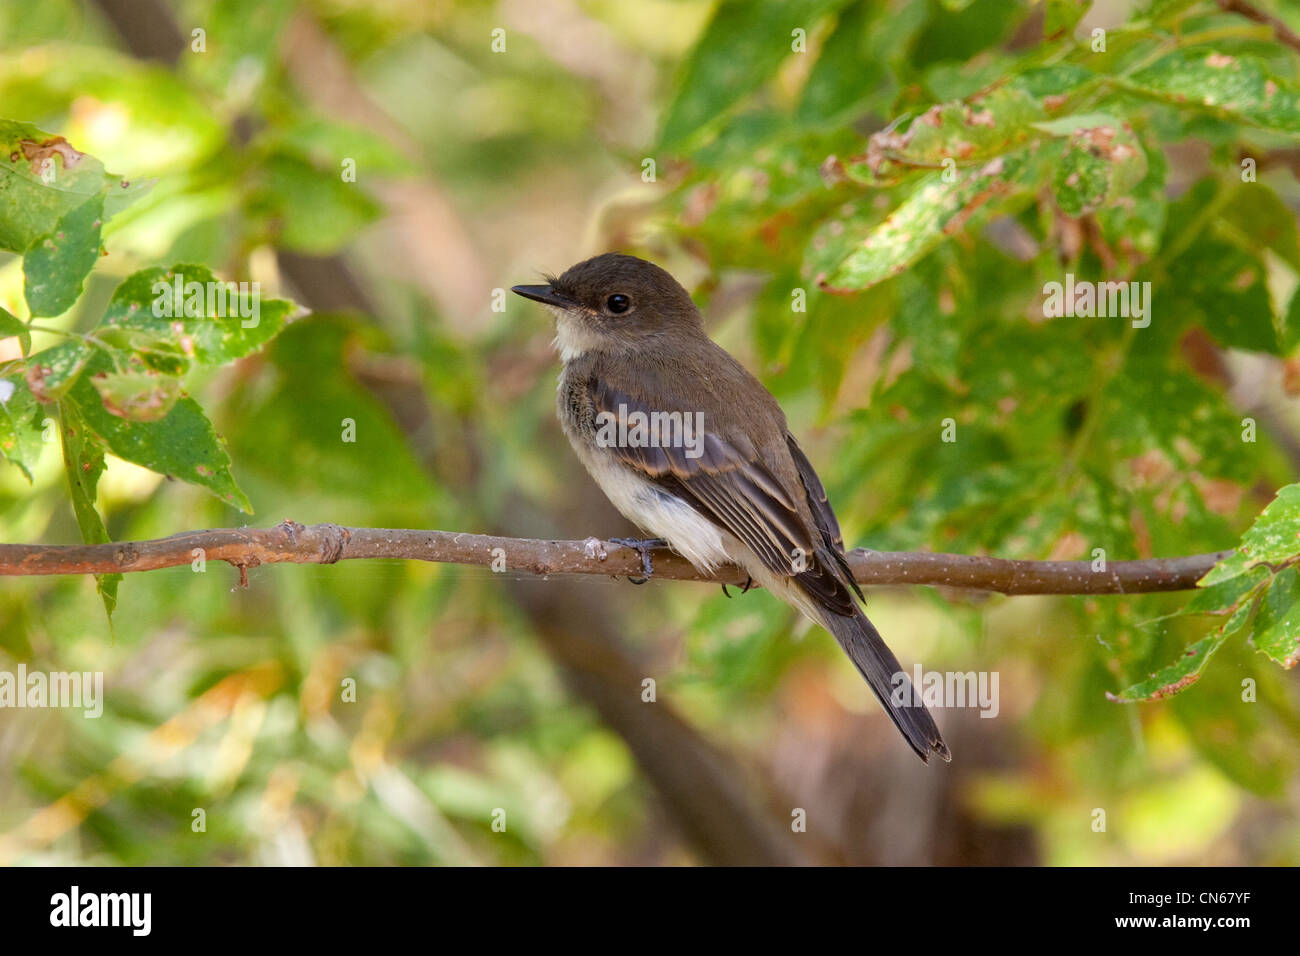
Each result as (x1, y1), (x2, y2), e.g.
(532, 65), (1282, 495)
(0, 520), (1230, 594)
(1215, 0), (1300, 54)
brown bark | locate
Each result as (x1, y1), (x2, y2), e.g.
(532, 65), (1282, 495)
(0, 521), (1231, 594)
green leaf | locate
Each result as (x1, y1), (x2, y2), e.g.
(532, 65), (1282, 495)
(1197, 548), (1256, 588)
(1044, 118), (1147, 216)
(845, 87), (1044, 186)
(661, 0), (847, 148)
(248, 152), (381, 254)
(1044, 0), (1089, 38)
(893, 260), (962, 382)
(228, 315), (435, 510)
(57, 398), (119, 619)
(1108, 604), (1248, 702)
(185, 0), (296, 94)
(0, 305), (31, 355)
(910, 0), (1026, 71)
(797, 2), (883, 125)
(1170, 635), (1293, 797)
(90, 367), (182, 422)
(1010, 63), (1096, 98)
(99, 265), (293, 366)
(1220, 183), (1300, 274)
(1166, 237), (1276, 353)
(103, 177), (154, 220)
(0, 374), (46, 480)
(1125, 50), (1300, 135)
(1184, 556), (1267, 614)
(22, 193), (103, 317)
(1094, 132), (1166, 264)
(67, 351), (252, 512)
(1031, 112), (1124, 137)
(0, 120), (142, 252)
(1240, 483), (1300, 564)
(1143, 0), (1200, 24)
(1248, 567), (1300, 668)
(22, 340), (95, 402)
(813, 146), (1040, 291)
(1098, 367), (1250, 479)
(261, 116), (417, 177)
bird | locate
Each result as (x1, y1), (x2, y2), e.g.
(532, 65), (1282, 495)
(513, 253), (950, 763)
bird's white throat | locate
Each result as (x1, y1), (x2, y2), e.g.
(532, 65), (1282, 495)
(551, 309), (604, 362)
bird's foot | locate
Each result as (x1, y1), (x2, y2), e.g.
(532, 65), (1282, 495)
(720, 575), (755, 598)
(609, 537), (668, 584)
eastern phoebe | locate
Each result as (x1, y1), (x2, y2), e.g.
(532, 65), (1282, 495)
(513, 253), (950, 763)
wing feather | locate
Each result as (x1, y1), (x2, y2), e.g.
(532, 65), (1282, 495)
(590, 380), (808, 577)
(787, 434), (865, 602)
(589, 380), (857, 617)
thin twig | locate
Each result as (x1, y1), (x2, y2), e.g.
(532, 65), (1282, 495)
(0, 520), (1232, 595)
(1215, 0), (1300, 54)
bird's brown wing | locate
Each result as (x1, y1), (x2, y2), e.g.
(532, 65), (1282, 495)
(785, 433), (865, 603)
(589, 378), (949, 762)
(590, 380), (858, 615)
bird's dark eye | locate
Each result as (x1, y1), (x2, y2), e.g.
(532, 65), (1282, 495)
(606, 293), (631, 314)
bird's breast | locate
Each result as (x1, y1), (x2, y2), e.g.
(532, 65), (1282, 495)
(582, 447), (732, 573)
(557, 367), (731, 573)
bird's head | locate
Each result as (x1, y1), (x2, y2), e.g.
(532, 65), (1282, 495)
(512, 253), (702, 359)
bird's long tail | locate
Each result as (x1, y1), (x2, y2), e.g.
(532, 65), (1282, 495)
(821, 609), (951, 763)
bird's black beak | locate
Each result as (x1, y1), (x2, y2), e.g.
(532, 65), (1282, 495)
(511, 284), (578, 309)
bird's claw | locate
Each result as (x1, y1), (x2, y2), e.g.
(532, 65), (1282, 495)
(610, 537), (667, 584)
(720, 575), (755, 598)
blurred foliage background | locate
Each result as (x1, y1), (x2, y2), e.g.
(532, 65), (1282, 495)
(1, 0), (1299, 865)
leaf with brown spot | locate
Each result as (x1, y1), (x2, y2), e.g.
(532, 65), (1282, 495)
(811, 146), (1043, 292)
(1108, 602), (1250, 702)
(0, 120), (149, 253)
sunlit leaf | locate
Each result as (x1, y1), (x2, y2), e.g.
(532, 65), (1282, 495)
(0, 119), (141, 252)
(0, 305), (31, 356)
(1125, 50), (1300, 135)
(0, 374), (45, 480)
(1247, 567), (1300, 668)
(66, 350), (252, 512)
(58, 397), (119, 618)
(661, 0), (849, 148)
(90, 366), (182, 422)
(100, 264), (294, 366)
(843, 87), (1044, 186)
(812, 145), (1041, 291)
(1240, 483), (1300, 565)
(22, 193), (103, 317)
